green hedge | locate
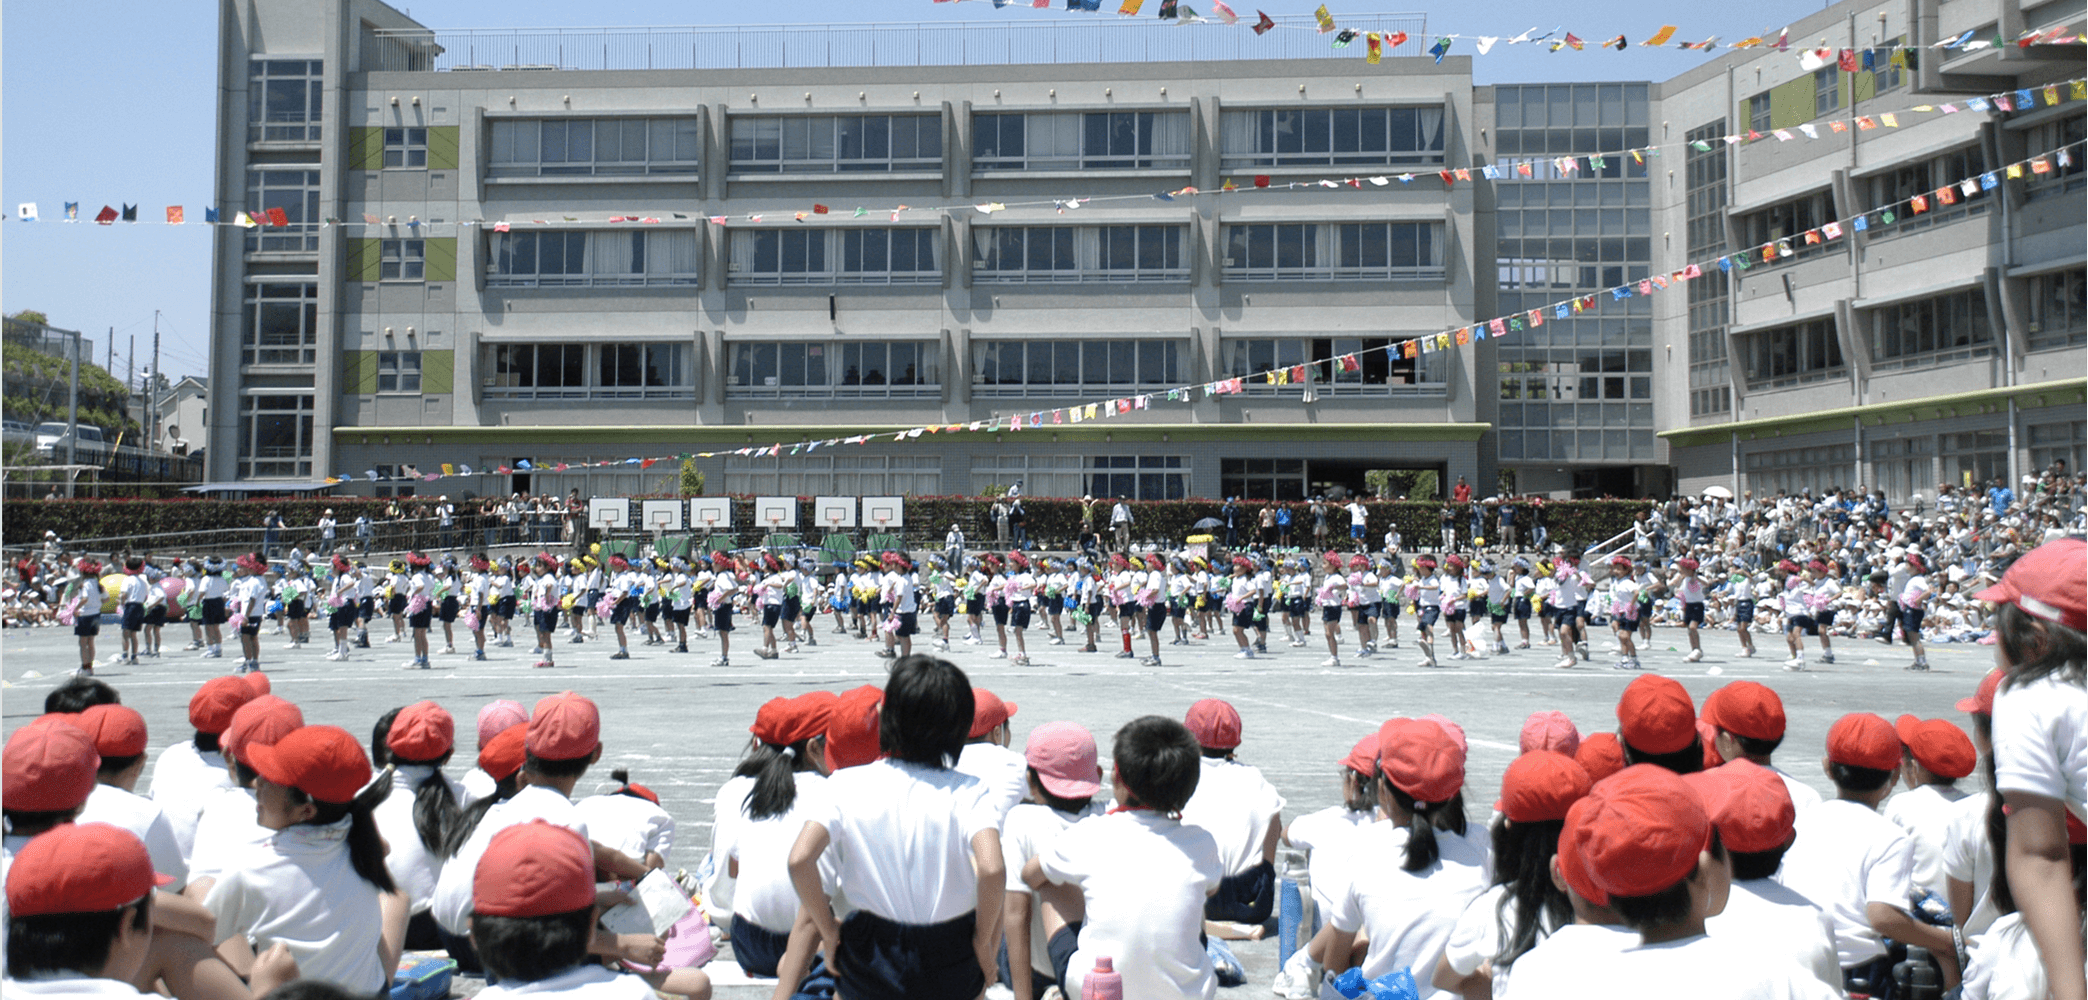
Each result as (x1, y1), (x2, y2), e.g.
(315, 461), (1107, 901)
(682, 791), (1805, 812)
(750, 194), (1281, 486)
(6, 494), (1653, 557)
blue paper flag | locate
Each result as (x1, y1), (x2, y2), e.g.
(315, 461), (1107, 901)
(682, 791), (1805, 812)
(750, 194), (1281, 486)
(1717, 256), (1732, 272)
(1980, 171), (1999, 190)
(1429, 37), (1451, 63)
(1611, 287), (1630, 300)
(1853, 215), (1869, 231)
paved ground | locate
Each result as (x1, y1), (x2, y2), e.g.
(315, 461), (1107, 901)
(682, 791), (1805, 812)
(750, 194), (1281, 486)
(3, 618), (1996, 997)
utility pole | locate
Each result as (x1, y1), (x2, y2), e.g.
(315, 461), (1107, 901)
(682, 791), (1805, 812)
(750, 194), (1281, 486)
(150, 312), (162, 455)
(67, 328), (82, 479)
(127, 334), (136, 434)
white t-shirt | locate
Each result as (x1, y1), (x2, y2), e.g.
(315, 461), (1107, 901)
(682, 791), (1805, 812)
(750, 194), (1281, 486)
(1958, 912), (2050, 1000)
(1772, 767), (1825, 814)
(955, 742), (1029, 826)
(148, 740), (233, 865)
(1529, 933), (1841, 1000)
(374, 765), (470, 913)
(1286, 805), (1374, 855)
(1777, 799), (1917, 966)
(1179, 757), (1286, 878)
(0, 975), (152, 998)
(205, 819), (387, 994)
(473, 963), (660, 1000)
(1039, 810), (1222, 1000)
(1495, 924), (1640, 1000)
(1323, 823), (1491, 997)
(1705, 877), (1842, 991)
(804, 759), (998, 925)
(573, 791), (676, 864)
(1991, 673), (2088, 816)
(1001, 801), (1105, 977)
(1939, 790), (1998, 941)
(719, 772), (832, 933)
(77, 783), (188, 888)
(1439, 883), (1554, 1000)
(430, 785), (590, 934)
(186, 787), (269, 885)
(701, 775), (753, 922)
(460, 766), (497, 803)
(1880, 782), (1971, 899)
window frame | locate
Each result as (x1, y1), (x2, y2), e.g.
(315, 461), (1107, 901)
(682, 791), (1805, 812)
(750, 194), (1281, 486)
(728, 114), (943, 174)
(2026, 268), (2087, 352)
(487, 117), (702, 178)
(1742, 318), (1847, 389)
(970, 339), (1183, 398)
(1868, 288), (1995, 370)
(487, 229), (703, 288)
(1218, 106), (1447, 170)
(240, 281), (320, 367)
(248, 59), (323, 144)
(1222, 222), (1444, 281)
(376, 351), (423, 394)
(383, 127), (428, 168)
(379, 239), (426, 281)
(972, 111), (1192, 172)
(1221, 337), (1443, 393)
(971, 225), (1189, 283)
(720, 453), (943, 497)
(243, 166), (322, 253)
(726, 340), (942, 398)
(1087, 455), (1189, 502)
(236, 391), (315, 479)
(728, 227), (940, 286)
(484, 343), (694, 401)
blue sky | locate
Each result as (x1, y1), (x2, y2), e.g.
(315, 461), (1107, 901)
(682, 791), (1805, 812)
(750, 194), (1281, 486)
(1, 0), (1835, 382)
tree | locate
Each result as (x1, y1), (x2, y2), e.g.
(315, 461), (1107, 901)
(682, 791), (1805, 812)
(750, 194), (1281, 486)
(678, 458), (705, 497)
(1366, 469), (1439, 500)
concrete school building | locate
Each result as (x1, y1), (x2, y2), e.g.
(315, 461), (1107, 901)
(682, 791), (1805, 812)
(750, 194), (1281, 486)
(203, 0), (2082, 505)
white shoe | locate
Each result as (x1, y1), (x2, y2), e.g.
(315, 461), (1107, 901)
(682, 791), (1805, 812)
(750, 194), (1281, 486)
(326, 650), (346, 661)
(964, 636), (981, 645)
(1783, 656), (1804, 668)
(282, 642), (300, 650)
(386, 635), (402, 644)
(442, 646), (456, 655)
(1447, 650), (1470, 660)
(988, 649), (1007, 659)
(1235, 649), (1256, 659)
(200, 649), (222, 659)
(1554, 656), (1577, 669)
(1683, 649), (1704, 663)
(1322, 657), (1342, 667)
(985, 985), (1016, 1000)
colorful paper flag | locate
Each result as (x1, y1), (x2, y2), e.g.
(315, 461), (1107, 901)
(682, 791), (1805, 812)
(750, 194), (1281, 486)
(15, 203), (35, 222)
(1312, 4), (1334, 32)
(1252, 9), (1274, 34)
(165, 206), (183, 224)
(1643, 25), (1677, 46)
(1210, 0), (1237, 23)
(265, 206), (289, 226)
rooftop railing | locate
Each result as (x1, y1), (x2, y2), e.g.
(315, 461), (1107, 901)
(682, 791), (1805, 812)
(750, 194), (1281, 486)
(361, 13), (1428, 73)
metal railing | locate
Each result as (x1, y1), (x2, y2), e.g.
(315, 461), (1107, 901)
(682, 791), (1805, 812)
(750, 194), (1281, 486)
(363, 13), (1428, 73)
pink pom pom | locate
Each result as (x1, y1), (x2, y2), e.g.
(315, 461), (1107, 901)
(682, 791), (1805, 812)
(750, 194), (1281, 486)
(159, 578), (184, 600)
(226, 612), (248, 632)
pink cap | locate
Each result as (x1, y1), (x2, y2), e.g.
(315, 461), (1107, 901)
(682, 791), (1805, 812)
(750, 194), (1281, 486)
(1184, 699), (1242, 751)
(477, 700), (529, 751)
(1025, 722), (1102, 800)
(1519, 710), (1582, 756)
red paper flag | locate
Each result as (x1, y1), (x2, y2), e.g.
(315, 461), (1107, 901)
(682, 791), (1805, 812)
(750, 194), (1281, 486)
(1253, 175), (1271, 188)
(1563, 33), (1584, 50)
(1936, 185), (1956, 205)
(1838, 49), (1858, 71)
(94, 205), (117, 224)
(1910, 194), (1929, 213)
(639, 458), (657, 469)
(1338, 354), (1360, 372)
(1439, 170), (1455, 186)
(813, 204), (830, 214)
(266, 207), (289, 226)
(1289, 365), (1307, 383)
(1252, 10), (1275, 34)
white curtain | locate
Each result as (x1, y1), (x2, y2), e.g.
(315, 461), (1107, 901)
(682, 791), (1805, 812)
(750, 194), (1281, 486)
(648, 230), (700, 276)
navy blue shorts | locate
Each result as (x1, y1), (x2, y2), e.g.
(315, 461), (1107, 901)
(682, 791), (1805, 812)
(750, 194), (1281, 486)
(494, 595), (517, 619)
(667, 607), (690, 626)
(1204, 859), (1275, 924)
(1788, 615), (1818, 636)
(1682, 602), (1705, 625)
(991, 603), (1010, 626)
(1444, 608), (1467, 624)
(74, 615), (101, 638)
(935, 596), (955, 618)
(1418, 606), (1441, 628)
(1817, 609), (1838, 627)
(895, 611), (918, 637)
(714, 607), (735, 633)
(1232, 608), (1257, 632)
(612, 597), (639, 626)
(202, 598), (229, 626)
(762, 604), (785, 628)
(1734, 600), (1755, 624)
(121, 603), (144, 632)
(1144, 603), (1167, 633)
(1321, 605), (1345, 624)
(533, 609), (559, 633)
(1010, 601), (1033, 630)
(834, 910), (982, 1000)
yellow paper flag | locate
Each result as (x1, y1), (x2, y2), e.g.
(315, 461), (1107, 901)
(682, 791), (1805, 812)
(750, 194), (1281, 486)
(1642, 25), (1678, 46)
(1313, 4), (1335, 32)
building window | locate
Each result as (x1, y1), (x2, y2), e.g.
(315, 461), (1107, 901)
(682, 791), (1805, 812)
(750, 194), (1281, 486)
(1813, 67), (1842, 118)
(1742, 318), (1845, 388)
(2029, 420), (2085, 478)
(973, 112), (1190, 171)
(1221, 458), (1308, 501)
(971, 225), (1187, 283)
(2027, 268), (2087, 352)
(1088, 456), (1187, 501)
(729, 114), (941, 173)
(1869, 288), (1993, 369)
(488, 343), (586, 395)
(2026, 115), (2087, 199)
(237, 393), (314, 479)
(376, 351), (422, 393)
(1685, 119), (1731, 416)
(1219, 107), (1445, 169)
(1871, 436), (1934, 506)
(1495, 182), (1651, 290)
(485, 343), (693, 400)
(728, 228), (938, 285)
(1736, 189), (1837, 263)
(243, 168), (320, 253)
(728, 340), (939, 397)
(597, 344), (688, 395)
(1864, 145), (1989, 230)
(488, 229), (701, 287)
(1942, 431), (2009, 489)
(487, 117), (700, 177)
(721, 454), (942, 496)
(1747, 94), (1772, 135)
(971, 340), (1180, 397)
(384, 127), (427, 168)
(1744, 444), (1854, 497)
(241, 283), (318, 366)
(1222, 337), (1441, 391)
(380, 239), (425, 281)
(971, 455), (1087, 498)
(1222, 222), (1443, 280)
(248, 59), (322, 143)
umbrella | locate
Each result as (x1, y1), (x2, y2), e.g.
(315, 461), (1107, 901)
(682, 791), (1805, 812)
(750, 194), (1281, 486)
(1701, 485), (1735, 499)
(1192, 517), (1224, 529)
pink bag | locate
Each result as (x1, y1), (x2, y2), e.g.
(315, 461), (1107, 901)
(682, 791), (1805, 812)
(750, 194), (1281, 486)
(619, 903), (717, 974)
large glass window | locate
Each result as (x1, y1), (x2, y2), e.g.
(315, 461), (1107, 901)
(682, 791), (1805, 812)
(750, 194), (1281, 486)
(1736, 189), (1838, 263)
(1744, 444), (1855, 498)
(1871, 437), (1933, 506)
(2029, 420), (2085, 478)
(1222, 222), (1442, 280)
(1870, 288), (1993, 369)
(244, 168), (320, 253)
(2027, 269), (2087, 352)
(1088, 456), (1187, 501)
(597, 344), (686, 394)
(722, 454), (942, 496)
(488, 118), (701, 177)
(729, 228), (938, 285)
(488, 229), (701, 287)
(728, 341), (939, 397)
(1742, 318), (1846, 388)
(971, 225), (1187, 282)
(1220, 458), (1308, 501)
(240, 283), (318, 366)
(729, 114), (942, 173)
(1685, 119), (1732, 416)
(971, 454), (1087, 498)
(1221, 337), (1440, 391)
(973, 112), (1191, 171)
(971, 340), (1180, 396)
(248, 59), (322, 143)
(485, 343), (692, 400)
(237, 393), (314, 479)
(2025, 116), (2086, 200)
(1219, 107), (1445, 169)
(1942, 431), (2009, 489)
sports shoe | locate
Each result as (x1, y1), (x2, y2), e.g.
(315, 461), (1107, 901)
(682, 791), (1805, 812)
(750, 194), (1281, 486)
(964, 636), (981, 645)
(1783, 656), (1804, 669)
(1355, 648), (1373, 659)
(711, 656), (731, 667)
(783, 643), (798, 654)
(386, 634), (402, 644)
(1905, 658), (1930, 672)
(182, 641), (203, 651)
(472, 650), (487, 661)
(675, 643), (689, 653)
(1113, 650), (1135, 659)
(442, 645), (456, 655)
(609, 650), (631, 660)
(1234, 649), (1256, 659)
(1255, 643), (1269, 654)
(1821, 652), (1835, 664)
(326, 650), (346, 662)
(1738, 647), (1756, 658)
(1554, 656), (1577, 669)
(1322, 657), (1342, 667)
(1683, 648), (1704, 663)
(569, 634), (585, 644)
(989, 649), (1009, 659)
(403, 659), (423, 669)
(874, 649), (897, 659)
(1576, 642), (1591, 658)
(534, 659), (555, 668)
(934, 639), (951, 651)
(1049, 636), (1066, 645)
(201, 649), (223, 659)
(282, 641), (300, 651)
(1515, 641), (1531, 649)
(1138, 656), (1160, 667)
(1447, 650), (1470, 661)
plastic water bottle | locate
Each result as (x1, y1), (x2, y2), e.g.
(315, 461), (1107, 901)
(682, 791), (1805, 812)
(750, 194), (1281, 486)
(1892, 945), (1943, 1000)
(1081, 956), (1122, 1000)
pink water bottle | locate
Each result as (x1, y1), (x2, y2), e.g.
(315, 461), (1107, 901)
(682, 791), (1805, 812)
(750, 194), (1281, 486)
(1081, 956), (1123, 1000)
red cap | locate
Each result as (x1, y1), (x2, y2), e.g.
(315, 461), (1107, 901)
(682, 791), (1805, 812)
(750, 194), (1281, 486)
(1519, 710), (1582, 756)
(387, 701), (457, 762)
(527, 692), (600, 762)
(224, 696), (305, 764)
(1826, 713), (1902, 772)
(1683, 760), (1796, 855)
(189, 676), (259, 735)
(244, 725), (372, 805)
(1701, 681), (1786, 743)
(477, 700), (529, 750)
(1956, 669), (2003, 716)
(1377, 717), (1465, 804)
(825, 685), (883, 771)
(752, 692), (837, 747)
(1894, 715), (1977, 780)
(3, 716), (101, 812)
(1185, 699), (1243, 751)
(241, 671), (271, 696)
(1578, 764), (1713, 899)
(1025, 722), (1102, 799)
(1697, 719), (1726, 770)
(73, 704), (148, 758)
(1617, 675), (1697, 756)
(1574, 732), (1628, 783)
(1340, 733), (1380, 777)
(1974, 538), (2086, 632)
(5, 823), (171, 917)
(478, 724), (528, 782)
(1556, 798), (1607, 906)
(473, 821), (596, 918)
(618, 780), (660, 806)
(970, 688), (1018, 739)
(1495, 751), (1593, 824)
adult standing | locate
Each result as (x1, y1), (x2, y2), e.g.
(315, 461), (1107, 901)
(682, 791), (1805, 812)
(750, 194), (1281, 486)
(1311, 497), (1329, 547)
(355, 512), (374, 556)
(564, 490), (586, 552)
(1987, 477), (2015, 517)
(1081, 495), (1101, 549)
(1347, 497), (1370, 553)
(945, 522), (966, 571)
(1258, 503), (1278, 548)
(1452, 475), (1473, 503)
(1112, 497), (1135, 550)
(1009, 498), (1028, 551)
(991, 499), (1011, 545)
(435, 496), (456, 551)
(317, 509), (338, 554)
(261, 510), (284, 559)
(1222, 497), (1240, 548)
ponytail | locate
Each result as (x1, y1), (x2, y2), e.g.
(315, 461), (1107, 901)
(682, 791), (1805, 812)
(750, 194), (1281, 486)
(444, 773), (520, 858)
(290, 768), (398, 895)
(739, 739), (819, 821)
(1386, 784), (1442, 873)
(396, 753), (460, 858)
(1490, 818), (1570, 970)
